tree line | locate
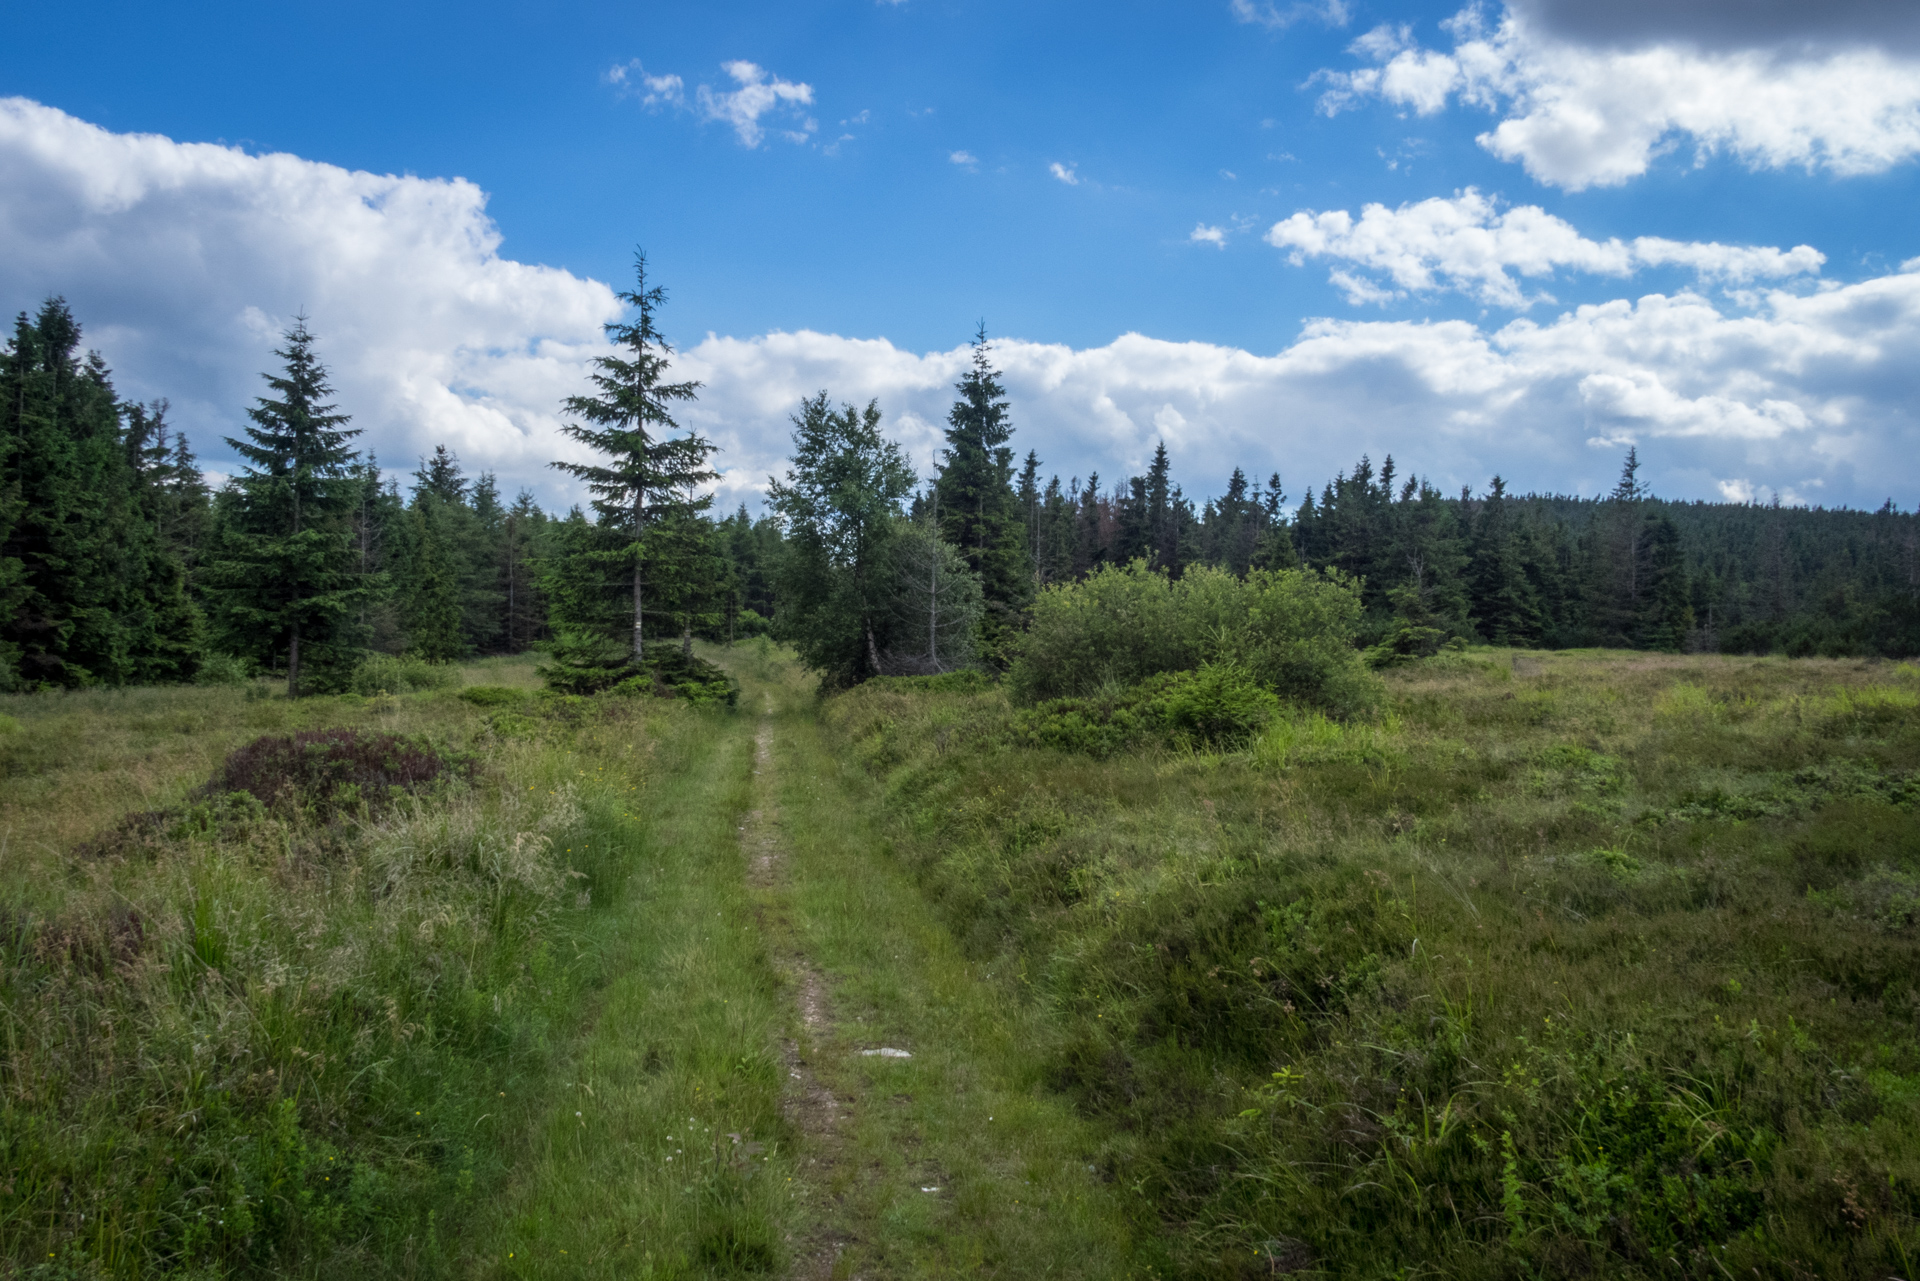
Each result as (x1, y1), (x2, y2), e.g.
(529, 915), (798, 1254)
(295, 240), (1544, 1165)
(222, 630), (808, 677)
(5, 267), (1917, 695)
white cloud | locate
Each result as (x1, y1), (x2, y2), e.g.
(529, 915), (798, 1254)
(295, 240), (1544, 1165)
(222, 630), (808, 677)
(0, 97), (623, 510)
(695, 61), (815, 148)
(1231, 0), (1351, 31)
(1190, 224), (1229, 248)
(1315, 6), (1920, 189)
(1267, 189), (1824, 307)
(678, 266), (1920, 510)
(2, 98), (1914, 516)
(1327, 269), (1403, 306)
(1049, 161), (1079, 185)
(605, 60), (685, 107)
(949, 150), (978, 168)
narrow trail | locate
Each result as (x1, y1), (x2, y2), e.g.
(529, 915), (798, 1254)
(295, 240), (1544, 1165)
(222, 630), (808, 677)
(741, 708), (862, 1279)
(733, 665), (1146, 1279)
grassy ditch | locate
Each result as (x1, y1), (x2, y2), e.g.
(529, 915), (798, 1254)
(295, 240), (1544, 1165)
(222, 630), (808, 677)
(0, 657), (747, 1276)
(820, 651), (1920, 1279)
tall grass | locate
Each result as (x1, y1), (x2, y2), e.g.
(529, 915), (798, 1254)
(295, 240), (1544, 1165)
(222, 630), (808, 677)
(0, 661), (719, 1275)
(820, 650), (1920, 1278)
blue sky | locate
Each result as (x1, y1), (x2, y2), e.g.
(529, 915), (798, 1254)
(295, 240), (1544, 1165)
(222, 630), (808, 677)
(4, 0), (1919, 510)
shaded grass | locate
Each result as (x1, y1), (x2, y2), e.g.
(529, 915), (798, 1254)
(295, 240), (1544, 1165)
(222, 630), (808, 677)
(819, 649), (1920, 1278)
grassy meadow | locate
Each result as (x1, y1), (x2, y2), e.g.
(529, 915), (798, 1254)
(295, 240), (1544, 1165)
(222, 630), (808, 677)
(0, 655), (794, 1277)
(821, 650), (1920, 1278)
(2, 642), (1916, 1278)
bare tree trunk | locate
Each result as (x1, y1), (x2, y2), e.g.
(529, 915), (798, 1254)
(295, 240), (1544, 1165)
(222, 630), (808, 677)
(866, 618), (881, 675)
(928, 558), (938, 670)
(682, 618), (692, 659)
(287, 623), (301, 699)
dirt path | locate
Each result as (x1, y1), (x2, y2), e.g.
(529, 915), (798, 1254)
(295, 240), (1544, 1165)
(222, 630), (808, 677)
(742, 713), (863, 1280)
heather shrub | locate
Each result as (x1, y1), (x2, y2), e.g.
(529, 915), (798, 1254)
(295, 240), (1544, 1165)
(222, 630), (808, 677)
(1010, 561), (1380, 717)
(202, 728), (472, 820)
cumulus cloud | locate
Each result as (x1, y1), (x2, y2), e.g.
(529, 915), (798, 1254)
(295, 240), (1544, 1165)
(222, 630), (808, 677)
(1190, 224), (1229, 248)
(677, 265), (1920, 511)
(696, 61), (816, 147)
(949, 149), (978, 168)
(0, 97), (626, 508)
(1049, 161), (1080, 185)
(2, 98), (1914, 516)
(1267, 188), (1824, 307)
(1315, 6), (1920, 189)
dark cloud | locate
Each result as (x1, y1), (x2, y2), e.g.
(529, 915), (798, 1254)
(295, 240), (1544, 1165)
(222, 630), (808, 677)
(1510, 0), (1920, 55)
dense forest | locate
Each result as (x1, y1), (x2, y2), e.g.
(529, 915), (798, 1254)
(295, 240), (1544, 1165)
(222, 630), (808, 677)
(3, 280), (1916, 696)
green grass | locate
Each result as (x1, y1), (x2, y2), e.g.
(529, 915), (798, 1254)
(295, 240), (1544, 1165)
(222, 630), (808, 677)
(818, 649), (1920, 1278)
(461, 678), (793, 1279)
(0, 657), (738, 1275)
(12, 643), (1914, 1278)
(737, 647), (1149, 1278)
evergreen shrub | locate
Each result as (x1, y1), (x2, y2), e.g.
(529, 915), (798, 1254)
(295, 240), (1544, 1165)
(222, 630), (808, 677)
(1010, 561), (1380, 717)
(539, 631), (739, 707)
(608, 650), (739, 708)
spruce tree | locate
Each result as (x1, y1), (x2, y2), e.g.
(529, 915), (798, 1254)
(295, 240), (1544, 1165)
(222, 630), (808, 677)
(1467, 477), (1542, 645)
(500, 490), (551, 652)
(403, 495), (465, 662)
(549, 251), (714, 665)
(0, 299), (196, 687)
(932, 327), (1031, 659)
(204, 318), (368, 696)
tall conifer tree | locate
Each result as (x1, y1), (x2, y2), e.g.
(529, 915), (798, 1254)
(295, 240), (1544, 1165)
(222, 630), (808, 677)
(932, 327), (1030, 658)
(550, 251), (714, 663)
(205, 318), (367, 696)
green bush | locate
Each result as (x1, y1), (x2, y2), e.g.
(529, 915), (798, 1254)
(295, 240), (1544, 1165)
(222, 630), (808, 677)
(1010, 561), (1379, 717)
(349, 653), (459, 696)
(1012, 664), (1279, 757)
(193, 652), (254, 686)
(457, 684), (527, 708)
